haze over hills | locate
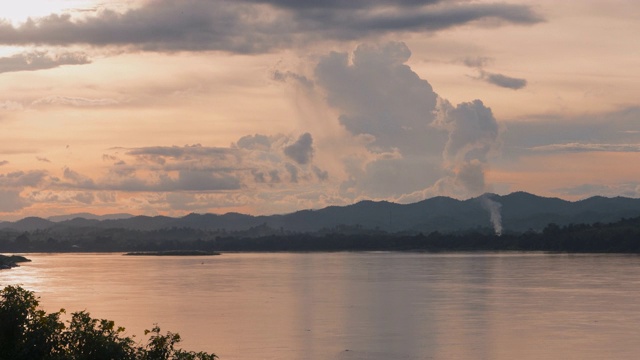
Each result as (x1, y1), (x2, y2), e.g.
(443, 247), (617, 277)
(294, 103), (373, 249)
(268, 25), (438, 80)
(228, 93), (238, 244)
(47, 213), (135, 222)
(2, 192), (640, 234)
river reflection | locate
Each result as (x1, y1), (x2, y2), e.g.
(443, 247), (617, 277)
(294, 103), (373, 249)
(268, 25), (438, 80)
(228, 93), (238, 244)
(3, 252), (640, 359)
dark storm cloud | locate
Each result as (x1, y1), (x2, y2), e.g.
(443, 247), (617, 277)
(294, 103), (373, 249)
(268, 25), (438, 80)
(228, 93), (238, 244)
(0, 0), (543, 53)
(0, 50), (90, 74)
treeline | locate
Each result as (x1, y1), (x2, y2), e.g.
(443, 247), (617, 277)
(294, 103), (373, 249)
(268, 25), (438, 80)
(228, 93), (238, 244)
(2, 216), (640, 253)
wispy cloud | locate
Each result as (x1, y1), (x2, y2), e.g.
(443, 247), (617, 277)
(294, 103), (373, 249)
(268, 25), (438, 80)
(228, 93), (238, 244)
(555, 183), (640, 198)
(530, 143), (640, 153)
(31, 96), (119, 107)
(463, 56), (527, 90)
(503, 107), (640, 158)
(480, 71), (527, 90)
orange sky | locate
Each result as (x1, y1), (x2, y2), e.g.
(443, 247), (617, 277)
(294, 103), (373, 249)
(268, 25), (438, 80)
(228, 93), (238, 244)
(0, 0), (638, 220)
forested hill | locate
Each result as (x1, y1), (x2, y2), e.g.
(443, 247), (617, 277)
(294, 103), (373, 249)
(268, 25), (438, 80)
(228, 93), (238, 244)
(3, 213), (640, 254)
(2, 192), (640, 235)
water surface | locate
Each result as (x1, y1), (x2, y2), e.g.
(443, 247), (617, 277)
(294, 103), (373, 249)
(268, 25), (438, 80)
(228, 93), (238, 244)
(3, 252), (640, 359)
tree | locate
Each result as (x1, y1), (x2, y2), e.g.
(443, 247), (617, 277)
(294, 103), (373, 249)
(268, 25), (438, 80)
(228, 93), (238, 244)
(0, 285), (217, 360)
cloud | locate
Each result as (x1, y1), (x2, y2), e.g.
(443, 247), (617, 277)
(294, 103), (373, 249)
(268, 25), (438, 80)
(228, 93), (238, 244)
(0, 160), (8, 166)
(0, 189), (29, 212)
(432, 99), (500, 196)
(285, 162), (299, 183)
(314, 42), (500, 200)
(463, 56), (491, 68)
(0, 170), (48, 188)
(0, 50), (90, 74)
(236, 134), (272, 151)
(0, 170), (49, 212)
(63, 167), (96, 188)
(0, 101), (24, 111)
(436, 99), (500, 164)
(316, 42), (443, 155)
(312, 165), (329, 181)
(555, 183), (640, 198)
(463, 56), (527, 90)
(175, 170), (242, 191)
(0, 0), (542, 53)
(284, 132), (314, 164)
(530, 143), (640, 153)
(503, 107), (640, 158)
(31, 96), (119, 107)
(272, 70), (314, 88)
(240, 0), (442, 9)
(481, 71), (527, 90)
(55, 135), (328, 195)
(36, 156), (51, 163)
(73, 192), (95, 204)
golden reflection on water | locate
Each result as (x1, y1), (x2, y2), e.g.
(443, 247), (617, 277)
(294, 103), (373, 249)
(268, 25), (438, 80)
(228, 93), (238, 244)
(3, 252), (640, 360)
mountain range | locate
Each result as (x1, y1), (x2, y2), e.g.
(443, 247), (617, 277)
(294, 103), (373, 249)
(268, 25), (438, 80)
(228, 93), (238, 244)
(2, 192), (640, 234)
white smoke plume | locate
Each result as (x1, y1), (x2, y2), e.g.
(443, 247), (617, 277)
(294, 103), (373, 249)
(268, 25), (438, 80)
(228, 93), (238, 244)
(481, 195), (503, 236)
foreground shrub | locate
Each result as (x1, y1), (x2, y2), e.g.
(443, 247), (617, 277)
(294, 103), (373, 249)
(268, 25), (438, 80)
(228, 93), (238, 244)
(0, 285), (217, 360)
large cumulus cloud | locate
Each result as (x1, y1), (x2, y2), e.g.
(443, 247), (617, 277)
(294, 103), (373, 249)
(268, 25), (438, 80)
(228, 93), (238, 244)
(314, 42), (500, 200)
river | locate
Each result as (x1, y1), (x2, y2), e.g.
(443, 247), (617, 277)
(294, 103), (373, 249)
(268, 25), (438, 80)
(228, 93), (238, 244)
(3, 252), (640, 359)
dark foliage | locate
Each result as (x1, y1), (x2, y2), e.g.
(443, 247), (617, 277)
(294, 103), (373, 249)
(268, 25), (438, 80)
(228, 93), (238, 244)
(2, 216), (640, 254)
(0, 285), (217, 360)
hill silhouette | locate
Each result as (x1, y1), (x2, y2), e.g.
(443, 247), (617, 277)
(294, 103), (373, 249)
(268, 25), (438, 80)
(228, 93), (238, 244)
(1, 192), (640, 234)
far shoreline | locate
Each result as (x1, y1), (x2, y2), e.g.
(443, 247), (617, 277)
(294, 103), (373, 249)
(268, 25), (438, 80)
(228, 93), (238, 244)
(123, 250), (221, 256)
(0, 254), (31, 269)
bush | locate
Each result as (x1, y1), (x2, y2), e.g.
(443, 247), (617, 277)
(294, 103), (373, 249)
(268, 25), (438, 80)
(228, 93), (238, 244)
(0, 285), (217, 360)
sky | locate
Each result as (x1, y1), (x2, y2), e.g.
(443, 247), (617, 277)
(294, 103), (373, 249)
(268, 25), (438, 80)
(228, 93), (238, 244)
(0, 0), (638, 220)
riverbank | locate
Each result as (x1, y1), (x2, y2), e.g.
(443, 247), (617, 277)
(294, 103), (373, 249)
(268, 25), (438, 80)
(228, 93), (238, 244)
(0, 254), (31, 269)
(124, 250), (221, 256)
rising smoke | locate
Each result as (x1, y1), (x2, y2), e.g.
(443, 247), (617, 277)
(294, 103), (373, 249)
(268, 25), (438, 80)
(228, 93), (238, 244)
(481, 195), (503, 236)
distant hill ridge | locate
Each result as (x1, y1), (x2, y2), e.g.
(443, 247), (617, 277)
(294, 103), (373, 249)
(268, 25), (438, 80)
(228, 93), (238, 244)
(2, 192), (640, 234)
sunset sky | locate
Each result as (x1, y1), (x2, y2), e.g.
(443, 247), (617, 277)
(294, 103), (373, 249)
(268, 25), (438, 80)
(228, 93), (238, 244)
(0, 0), (638, 220)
